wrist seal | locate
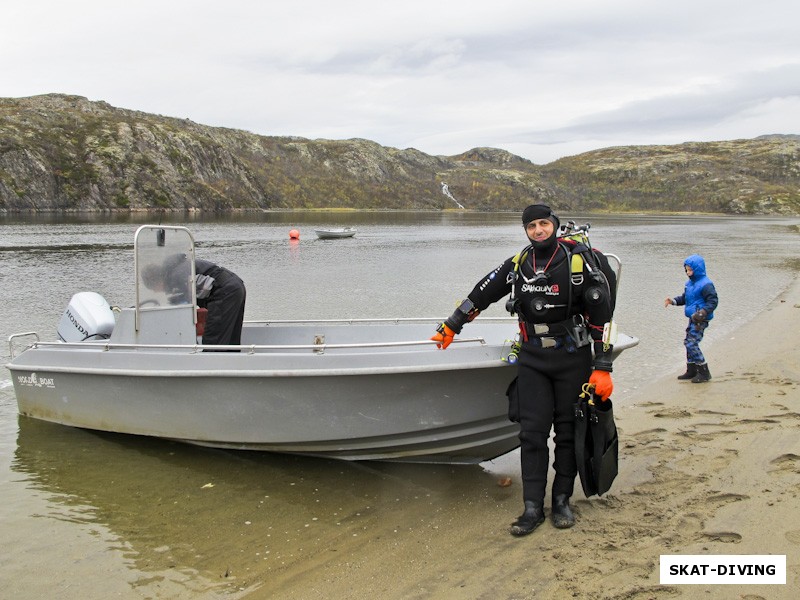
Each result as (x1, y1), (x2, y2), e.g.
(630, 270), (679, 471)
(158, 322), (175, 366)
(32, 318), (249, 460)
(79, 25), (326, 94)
(445, 298), (478, 334)
(593, 358), (613, 373)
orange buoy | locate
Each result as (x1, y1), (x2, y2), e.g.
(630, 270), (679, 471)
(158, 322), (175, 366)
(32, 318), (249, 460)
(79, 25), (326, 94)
(289, 229), (300, 240)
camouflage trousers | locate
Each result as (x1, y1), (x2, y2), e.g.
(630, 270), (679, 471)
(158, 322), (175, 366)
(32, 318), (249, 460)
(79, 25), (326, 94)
(684, 320), (709, 364)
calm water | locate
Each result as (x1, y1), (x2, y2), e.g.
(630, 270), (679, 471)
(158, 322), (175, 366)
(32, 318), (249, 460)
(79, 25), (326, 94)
(1, 212), (799, 598)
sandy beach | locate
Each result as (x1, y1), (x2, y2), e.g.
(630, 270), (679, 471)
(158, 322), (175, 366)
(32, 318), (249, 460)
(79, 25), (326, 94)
(253, 278), (800, 599)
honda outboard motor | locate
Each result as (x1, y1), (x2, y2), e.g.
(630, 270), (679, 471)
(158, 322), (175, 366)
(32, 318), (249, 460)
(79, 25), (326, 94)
(57, 292), (115, 342)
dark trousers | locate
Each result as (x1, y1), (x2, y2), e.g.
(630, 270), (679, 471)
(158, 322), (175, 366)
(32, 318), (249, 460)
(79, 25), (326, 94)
(684, 320), (708, 364)
(199, 270), (246, 347)
(516, 342), (592, 503)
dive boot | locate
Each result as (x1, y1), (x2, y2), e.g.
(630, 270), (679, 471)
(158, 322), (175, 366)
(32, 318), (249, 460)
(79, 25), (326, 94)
(691, 363), (711, 383)
(510, 500), (545, 536)
(677, 363), (697, 380)
(551, 494), (575, 529)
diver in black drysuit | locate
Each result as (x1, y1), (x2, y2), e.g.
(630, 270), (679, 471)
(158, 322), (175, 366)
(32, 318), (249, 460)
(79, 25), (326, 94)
(432, 204), (616, 535)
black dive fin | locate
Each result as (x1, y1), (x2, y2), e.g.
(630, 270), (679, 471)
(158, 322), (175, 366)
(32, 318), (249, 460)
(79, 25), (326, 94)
(574, 391), (618, 497)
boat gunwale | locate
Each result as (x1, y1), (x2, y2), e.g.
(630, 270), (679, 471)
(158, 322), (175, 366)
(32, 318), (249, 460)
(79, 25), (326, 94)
(243, 316), (516, 325)
(7, 314), (638, 379)
(5, 357), (510, 378)
(6, 337), (639, 378)
(7, 335), (489, 354)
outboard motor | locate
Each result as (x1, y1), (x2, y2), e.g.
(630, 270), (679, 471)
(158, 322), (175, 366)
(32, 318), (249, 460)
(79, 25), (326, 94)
(57, 292), (115, 342)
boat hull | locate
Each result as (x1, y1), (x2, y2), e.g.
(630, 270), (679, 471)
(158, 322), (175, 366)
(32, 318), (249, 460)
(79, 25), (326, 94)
(11, 353), (518, 463)
(8, 320), (530, 463)
(8, 319), (637, 464)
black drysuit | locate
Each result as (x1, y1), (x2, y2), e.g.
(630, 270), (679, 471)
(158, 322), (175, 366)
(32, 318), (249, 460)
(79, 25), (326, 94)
(194, 259), (247, 347)
(465, 240), (616, 503)
(161, 255), (247, 347)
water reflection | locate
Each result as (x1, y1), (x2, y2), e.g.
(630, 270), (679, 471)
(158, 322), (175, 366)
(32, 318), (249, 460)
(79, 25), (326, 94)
(0, 209), (521, 227)
(13, 416), (513, 596)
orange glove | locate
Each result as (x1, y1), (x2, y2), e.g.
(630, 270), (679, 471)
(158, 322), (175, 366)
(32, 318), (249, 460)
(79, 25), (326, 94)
(431, 323), (456, 349)
(589, 370), (613, 401)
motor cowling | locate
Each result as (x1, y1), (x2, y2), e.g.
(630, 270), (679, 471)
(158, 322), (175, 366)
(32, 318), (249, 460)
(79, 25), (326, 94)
(57, 292), (115, 342)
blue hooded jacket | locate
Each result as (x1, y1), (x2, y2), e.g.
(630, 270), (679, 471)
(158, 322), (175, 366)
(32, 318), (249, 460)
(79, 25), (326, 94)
(674, 254), (718, 320)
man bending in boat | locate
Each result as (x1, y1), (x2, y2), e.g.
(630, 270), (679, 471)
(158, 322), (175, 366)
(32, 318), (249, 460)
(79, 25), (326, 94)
(142, 255), (247, 348)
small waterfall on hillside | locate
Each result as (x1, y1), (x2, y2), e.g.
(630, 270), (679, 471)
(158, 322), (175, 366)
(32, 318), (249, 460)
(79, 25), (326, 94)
(440, 182), (465, 209)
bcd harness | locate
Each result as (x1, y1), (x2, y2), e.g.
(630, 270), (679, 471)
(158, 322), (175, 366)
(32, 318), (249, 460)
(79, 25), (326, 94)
(506, 229), (613, 350)
(440, 224), (616, 359)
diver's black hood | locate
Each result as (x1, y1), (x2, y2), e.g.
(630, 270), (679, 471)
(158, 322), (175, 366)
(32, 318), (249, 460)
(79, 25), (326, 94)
(522, 204), (560, 229)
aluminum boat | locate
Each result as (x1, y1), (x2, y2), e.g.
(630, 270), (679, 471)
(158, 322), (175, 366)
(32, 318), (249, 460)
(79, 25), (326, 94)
(7, 225), (637, 463)
(314, 227), (356, 239)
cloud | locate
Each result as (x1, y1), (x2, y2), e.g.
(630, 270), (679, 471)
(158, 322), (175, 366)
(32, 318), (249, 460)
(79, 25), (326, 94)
(518, 63), (800, 141)
(2, 0), (799, 164)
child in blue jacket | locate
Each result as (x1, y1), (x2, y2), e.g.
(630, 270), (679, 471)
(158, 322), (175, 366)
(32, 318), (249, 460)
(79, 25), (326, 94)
(664, 254), (719, 383)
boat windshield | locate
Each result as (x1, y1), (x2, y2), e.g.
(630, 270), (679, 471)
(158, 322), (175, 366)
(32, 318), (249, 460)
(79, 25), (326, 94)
(134, 226), (197, 310)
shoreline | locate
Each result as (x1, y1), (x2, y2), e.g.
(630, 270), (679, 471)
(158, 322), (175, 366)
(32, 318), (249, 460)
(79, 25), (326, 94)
(2, 207), (798, 216)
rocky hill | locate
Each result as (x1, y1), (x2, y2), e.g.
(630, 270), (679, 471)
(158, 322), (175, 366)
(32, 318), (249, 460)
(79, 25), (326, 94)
(1, 94), (798, 214)
(543, 135), (800, 214)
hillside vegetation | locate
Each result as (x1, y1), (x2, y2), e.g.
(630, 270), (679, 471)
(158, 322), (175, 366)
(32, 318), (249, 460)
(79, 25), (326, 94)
(1, 94), (798, 214)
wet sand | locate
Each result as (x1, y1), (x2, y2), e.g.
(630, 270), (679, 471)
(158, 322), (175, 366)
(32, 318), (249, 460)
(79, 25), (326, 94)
(253, 279), (800, 598)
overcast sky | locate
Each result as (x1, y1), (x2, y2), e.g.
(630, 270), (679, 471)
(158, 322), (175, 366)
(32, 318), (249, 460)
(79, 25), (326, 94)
(3, 0), (798, 164)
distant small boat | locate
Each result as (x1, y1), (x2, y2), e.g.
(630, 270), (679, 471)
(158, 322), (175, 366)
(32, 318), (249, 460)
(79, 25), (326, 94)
(314, 227), (356, 239)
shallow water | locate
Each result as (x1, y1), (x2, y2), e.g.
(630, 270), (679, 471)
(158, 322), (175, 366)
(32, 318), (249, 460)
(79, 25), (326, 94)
(1, 212), (799, 598)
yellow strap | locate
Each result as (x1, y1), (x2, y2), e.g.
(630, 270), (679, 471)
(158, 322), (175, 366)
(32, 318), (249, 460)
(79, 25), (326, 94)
(571, 253), (584, 274)
(511, 249), (527, 267)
